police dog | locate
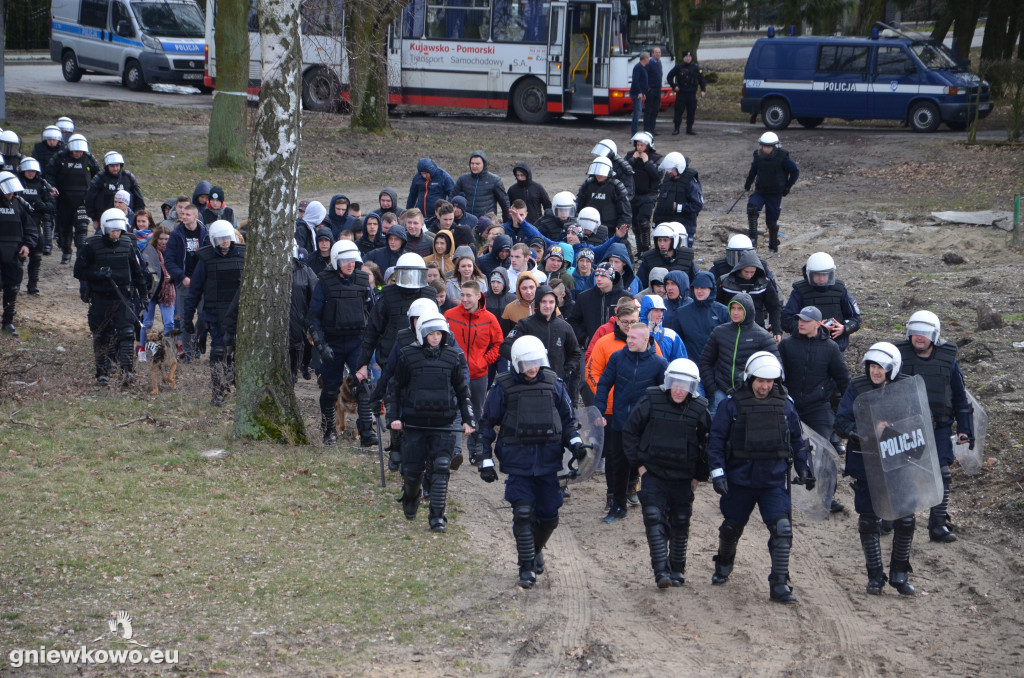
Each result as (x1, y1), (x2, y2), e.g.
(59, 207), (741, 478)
(336, 375), (360, 436)
(148, 328), (181, 394)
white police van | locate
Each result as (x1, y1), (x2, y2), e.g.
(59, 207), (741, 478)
(50, 0), (207, 91)
(741, 26), (992, 132)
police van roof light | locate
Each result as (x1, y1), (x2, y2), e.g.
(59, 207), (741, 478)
(788, 25), (796, 36)
(767, 26), (775, 38)
(871, 27), (879, 39)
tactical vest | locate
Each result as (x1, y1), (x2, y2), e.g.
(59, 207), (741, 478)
(791, 279), (846, 322)
(318, 268), (370, 335)
(497, 370), (563, 444)
(754, 148), (789, 194)
(641, 386), (707, 473)
(728, 386), (791, 460)
(397, 343), (460, 425)
(86, 234), (136, 290)
(0, 198), (27, 253)
(57, 154), (94, 196)
(585, 182), (620, 227)
(197, 244), (245, 311)
(641, 246), (694, 278)
(380, 283), (435, 358)
(896, 340), (957, 423)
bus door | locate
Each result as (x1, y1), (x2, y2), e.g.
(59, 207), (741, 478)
(562, 1), (599, 114)
(546, 1), (567, 112)
(388, 16), (403, 104)
(592, 3), (612, 114)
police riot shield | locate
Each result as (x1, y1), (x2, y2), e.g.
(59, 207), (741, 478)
(854, 376), (943, 521)
(791, 423), (841, 522)
(560, 406), (605, 484)
(951, 390), (986, 476)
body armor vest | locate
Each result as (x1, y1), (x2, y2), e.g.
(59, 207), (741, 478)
(497, 370), (563, 444)
(896, 340), (956, 423)
(197, 244), (245, 311)
(641, 386), (707, 475)
(86, 234), (135, 290)
(729, 386), (791, 460)
(319, 268), (370, 336)
(380, 283), (435, 358)
(641, 246), (694, 278)
(792, 279), (846, 322)
(398, 344), (461, 425)
(56, 154), (94, 197)
(754, 148), (790, 194)
(0, 197), (27, 253)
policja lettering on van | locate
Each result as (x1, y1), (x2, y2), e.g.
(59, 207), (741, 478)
(823, 82), (857, 92)
(879, 427), (926, 459)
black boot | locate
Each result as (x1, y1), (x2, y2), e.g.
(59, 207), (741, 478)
(319, 388), (339, 446)
(93, 332), (112, 382)
(428, 457), (451, 532)
(533, 517), (558, 575)
(26, 254), (41, 295)
(768, 518), (796, 603)
(712, 520), (743, 585)
(668, 510), (691, 587)
(387, 429), (402, 471)
(354, 378), (378, 447)
(400, 476), (421, 520)
(859, 515), (887, 595)
(889, 515), (916, 595)
(642, 505), (672, 588)
(2, 286), (18, 334)
(210, 360), (227, 407)
(929, 466), (956, 543)
(746, 210), (760, 247)
(766, 221), (780, 253)
(512, 502), (536, 588)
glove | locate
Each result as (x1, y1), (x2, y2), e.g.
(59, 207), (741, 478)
(712, 476), (728, 497)
(782, 187), (790, 197)
(185, 318), (196, 335)
(968, 436), (976, 451)
(98, 266), (112, 279)
(479, 460), (497, 483)
(796, 467), (815, 491)
(570, 442), (591, 462)
(319, 344), (335, 367)
(744, 182), (752, 192)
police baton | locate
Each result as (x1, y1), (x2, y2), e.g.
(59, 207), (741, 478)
(725, 189), (748, 214)
(371, 386), (386, 489)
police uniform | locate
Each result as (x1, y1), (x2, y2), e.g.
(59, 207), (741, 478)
(576, 177), (632, 235)
(623, 386), (710, 586)
(744, 147), (799, 252)
(18, 169), (57, 295)
(84, 168), (146, 223)
(781, 275), (861, 353)
(44, 149), (100, 262)
(667, 57), (707, 134)
(359, 283), (435, 373)
(0, 192), (39, 332)
(652, 163), (703, 248)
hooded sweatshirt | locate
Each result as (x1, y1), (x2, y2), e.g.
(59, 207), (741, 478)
(192, 180), (212, 208)
(718, 250), (782, 336)
(308, 226), (335, 276)
(501, 270), (540, 331)
(667, 270), (729, 363)
(357, 212), (385, 255)
(640, 294), (687, 361)
(326, 194), (355, 239)
(662, 270), (693, 315)
(378, 187), (400, 215)
(477, 233), (512, 277)
(506, 161), (551, 224)
(295, 200), (327, 254)
(600, 242), (637, 294)
(407, 158), (455, 219)
(453, 150), (510, 221)
(698, 292), (779, 395)
(484, 266), (516, 325)
(424, 229), (456, 275)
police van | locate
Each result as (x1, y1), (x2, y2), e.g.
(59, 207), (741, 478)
(741, 27), (992, 132)
(50, 0), (207, 91)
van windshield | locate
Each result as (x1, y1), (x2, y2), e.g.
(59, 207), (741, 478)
(910, 41), (960, 71)
(132, 2), (205, 38)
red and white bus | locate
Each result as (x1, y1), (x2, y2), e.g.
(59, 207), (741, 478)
(204, 0), (675, 122)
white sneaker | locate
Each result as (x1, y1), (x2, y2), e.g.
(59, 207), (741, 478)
(137, 346), (147, 363)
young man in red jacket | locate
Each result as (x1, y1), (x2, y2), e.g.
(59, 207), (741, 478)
(445, 280), (504, 463)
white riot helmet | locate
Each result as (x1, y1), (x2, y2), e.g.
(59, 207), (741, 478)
(509, 335), (550, 374)
(659, 151), (687, 174)
(67, 134), (89, 153)
(18, 157), (41, 174)
(669, 222), (688, 250)
(329, 239), (362, 269)
(407, 297), (439, 321)
(906, 310), (941, 345)
(662, 358), (700, 394)
(551, 191), (577, 219)
(394, 252), (428, 289)
(758, 131), (780, 146)
(99, 207), (129, 235)
(726, 234), (754, 267)
(56, 117), (75, 134)
(651, 223), (675, 246)
(805, 252), (836, 287)
(415, 312), (449, 346)
(104, 151), (125, 167)
(42, 125), (63, 142)
(743, 351), (783, 382)
(0, 171), (24, 195)
(208, 220), (238, 246)
(577, 207), (601, 234)
(591, 139), (617, 157)
(587, 155), (613, 178)
(0, 130), (21, 156)
(631, 131), (654, 147)
(862, 342), (902, 381)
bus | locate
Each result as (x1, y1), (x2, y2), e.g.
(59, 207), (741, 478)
(203, 0), (675, 122)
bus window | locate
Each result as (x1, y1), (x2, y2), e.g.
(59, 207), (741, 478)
(817, 45), (870, 74)
(426, 0), (490, 41)
(492, 0), (547, 43)
(404, 0), (425, 38)
(624, 0), (670, 55)
(300, 0), (343, 35)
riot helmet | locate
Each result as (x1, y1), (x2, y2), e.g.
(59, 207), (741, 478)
(577, 207), (601, 234)
(743, 351), (783, 382)
(0, 171), (24, 195)
(758, 131), (780, 146)
(42, 125), (63, 142)
(659, 152), (687, 174)
(394, 252), (428, 289)
(0, 130), (21, 156)
(587, 156), (613, 178)
(509, 335), (550, 374)
(104, 151), (125, 168)
(208, 220), (238, 247)
(551, 191), (576, 219)
(591, 139), (617, 157)
(662, 358), (700, 394)
(56, 117), (75, 134)
(407, 298), (439, 322)
(651, 223), (675, 249)
(726, 234), (754, 267)
(99, 207), (129, 235)
(805, 252), (836, 287)
(905, 310), (941, 345)
(862, 342), (902, 382)
(67, 134), (89, 153)
(330, 240), (362, 269)
(631, 131), (654, 148)
(415, 312), (449, 346)
(669, 222), (688, 250)
(18, 157), (41, 175)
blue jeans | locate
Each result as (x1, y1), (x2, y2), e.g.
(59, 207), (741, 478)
(140, 297), (175, 346)
(708, 389), (729, 419)
(631, 95), (644, 134)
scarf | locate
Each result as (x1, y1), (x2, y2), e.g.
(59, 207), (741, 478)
(156, 245), (175, 306)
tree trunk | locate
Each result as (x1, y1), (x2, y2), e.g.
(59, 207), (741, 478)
(931, 5), (954, 44)
(207, 0), (249, 168)
(670, 0), (718, 56)
(853, 0), (886, 36)
(347, 0), (405, 133)
(951, 0), (983, 62)
(982, 0), (1012, 61)
(232, 0), (307, 444)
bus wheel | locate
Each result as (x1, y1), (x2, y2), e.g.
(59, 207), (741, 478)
(302, 67), (339, 112)
(62, 50), (83, 83)
(908, 101), (940, 133)
(123, 60), (149, 91)
(512, 78), (549, 124)
(797, 117), (824, 129)
(761, 99), (791, 130)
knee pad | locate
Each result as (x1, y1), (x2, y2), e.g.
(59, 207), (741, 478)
(894, 515), (915, 535)
(771, 517), (793, 538)
(858, 514), (880, 535)
(117, 326), (136, 343)
(641, 504), (663, 528)
(512, 501), (534, 526)
(433, 455), (451, 475)
(720, 520), (744, 543)
(747, 205), (760, 216)
(537, 517), (559, 532)
(320, 387), (340, 403)
(940, 465), (952, 485)
(670, 507), (692, 529)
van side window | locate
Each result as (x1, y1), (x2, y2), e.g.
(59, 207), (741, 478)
(876, 46), (915, 76)
(817, 45), (869, 74)
(112, 2), (134, 36)
(80, 0), (110, 29)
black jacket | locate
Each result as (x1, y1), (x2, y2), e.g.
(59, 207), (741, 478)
(779, 328), (851, 414)
(506, 162), (551, 224)
(83, 169), (146, 221)
(698, 292), (780, 395)
(567, 280), (631, 347)
(626, 147), (662, 198)
(290, 258), (318, 346)
(501, 310), (581, 387)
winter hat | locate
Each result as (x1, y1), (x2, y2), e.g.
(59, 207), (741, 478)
(113, 189), (131, 206)
(451, 195), (468, 211)
(490, 271), (506, 283)
(594, 262), (617, 281)
(210, 186), (225, 202)
(476, 215), (493, 236)
(303, 201), (327, 228)
(577, 248), (596, 262)
(315, 226), (334, 243)
(453, 245), (476, 262)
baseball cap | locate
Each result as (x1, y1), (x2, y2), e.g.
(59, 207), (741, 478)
(796, 306), (823, 322)
(298, 199), (309, 211)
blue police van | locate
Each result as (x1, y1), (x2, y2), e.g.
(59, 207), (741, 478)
(741, 27), (992, 132)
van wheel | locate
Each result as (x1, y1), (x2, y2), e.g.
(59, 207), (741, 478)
(302, 67), (339, 112)
(908, 101), (940, 133)
(124, 60), (148, 91)
(62, 50), (82, 83)
(761, 99), (791, 130)
(946, 121), (967, 131)
(512, 77), (549, 124)
(797, 117), (824, 129)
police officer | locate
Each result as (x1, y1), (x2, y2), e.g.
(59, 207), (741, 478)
(781, 252), (861, 354)
(667, 50), (707, 136)
(33, 126), (65, 171)
(623, 359), (710, 588)
(73, 208), (146, 383)
(84, 152), (146, 228)
(834, 342), (917, 595)
(590, 139), (634, 200)
(388, 312), (475, 532)
(653, 152), (703, 249)
(183, 220), (246, 406)
(710, 234), (779, 303)
(0, 172), (38, 336)
(575, 156), (631, 242)
(534, 191), (577, 242)
(896, 311), (972, 544)
(744, 132), (799, 252)
(626, 132), (662, 254)
(44, 133), (100, 264)
(478, 336), (587, 588)
(635, 222), (699, 289)
(308, 240), (376, 446)
(56, 117), (76, 143)
(17, 158), (57, 296)
(707, 351), (812, 604)
(0, 131), (25, 173)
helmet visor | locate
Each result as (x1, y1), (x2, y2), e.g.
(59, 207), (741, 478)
(555, 204), (576, 219)
(906, 320), (939, 343)
(663, 374), (699, 393)
(395, 267), (427, 289)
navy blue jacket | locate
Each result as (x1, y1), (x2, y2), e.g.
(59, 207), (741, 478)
(630, 60), (649, 98)
(666, 271), (730, 363)
(406, 158), (454, 219)
(165, 221), (209, 284)
(594, 343), (668, 431)
(646, 57), (663, 92)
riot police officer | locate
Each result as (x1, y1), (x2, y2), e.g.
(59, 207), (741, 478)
(744, 132), (799, 252)
(576, 156), (631, 243)
(183, 220), (246, 406)
(388, 312), (475, 532)
(18, 158), (57, 296)
(0, 172), (38, 336)
(84, 152), (146, 227)
(834, 342), (917, 595)
(781, 252), (861, 354)
(667, 50), (707, 135)
(896, 311), (972, 543)
(635, 222), (699, 289)
(32, 126), (65, 170)
(707, 351), (812, 603)
(73, 208), (147, 383)
(0, 131), (25, 173)
(44, 133), (100, 264)
(623, 359), (710, 587)
(653, 152), (703, 249)
(478, 336), (588, 588)
(626, 132), (662, 254)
